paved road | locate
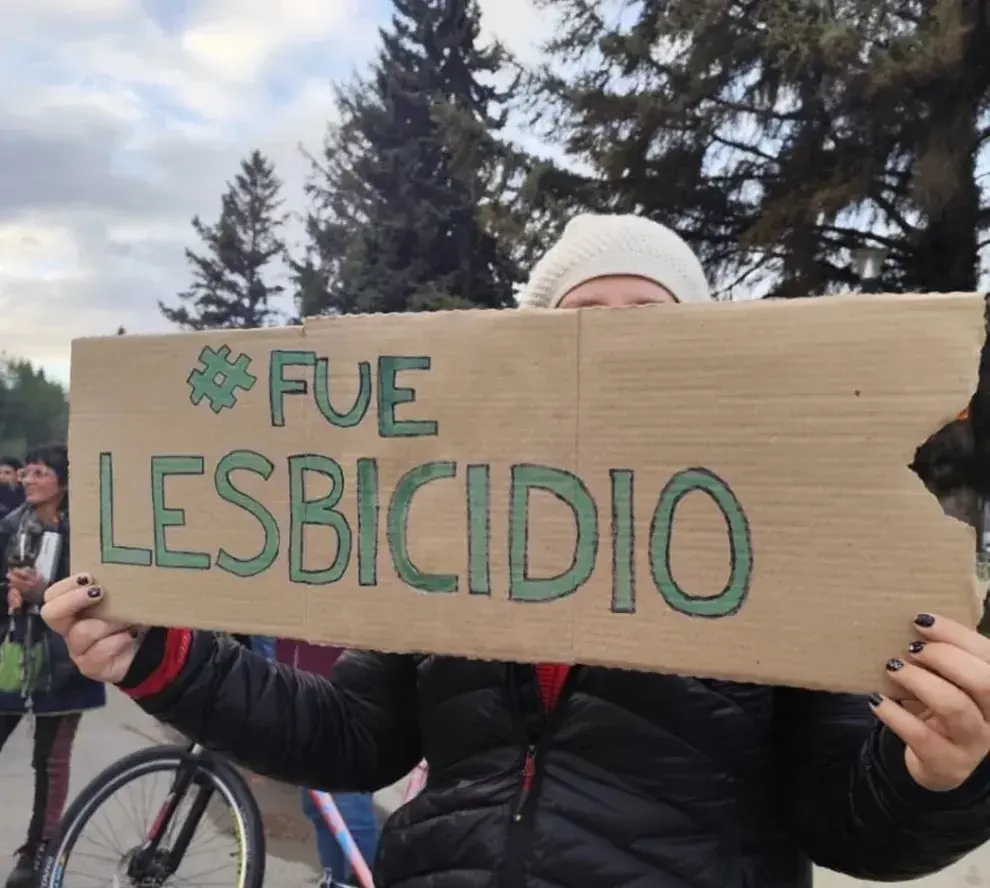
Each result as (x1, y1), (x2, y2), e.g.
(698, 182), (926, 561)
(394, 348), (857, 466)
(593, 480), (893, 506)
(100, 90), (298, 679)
(1, 688), (988, 886)
(0, 689), (320, 886)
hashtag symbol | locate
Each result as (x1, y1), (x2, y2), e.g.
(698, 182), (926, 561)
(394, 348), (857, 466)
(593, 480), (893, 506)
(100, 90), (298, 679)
(187, 345), (257, 413)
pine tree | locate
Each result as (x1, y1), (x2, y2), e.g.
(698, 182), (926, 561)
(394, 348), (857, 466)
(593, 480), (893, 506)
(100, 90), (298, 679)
(162, 150), (287, 329)
(531, 0), (990, 296)
(295, 0), (525, 314)
(0, 359), (68, 451)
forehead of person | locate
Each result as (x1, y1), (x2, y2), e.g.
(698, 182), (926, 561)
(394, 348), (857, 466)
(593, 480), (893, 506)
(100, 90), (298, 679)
(515, 213), (711, 310)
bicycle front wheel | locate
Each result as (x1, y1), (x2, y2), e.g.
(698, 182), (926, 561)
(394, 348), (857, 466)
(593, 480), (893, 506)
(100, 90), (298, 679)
(40, 744), (265, 888)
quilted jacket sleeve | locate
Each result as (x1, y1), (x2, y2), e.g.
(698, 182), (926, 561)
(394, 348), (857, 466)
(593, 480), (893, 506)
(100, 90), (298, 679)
(125, 630), (423, 793)
(774, 687), (990, 880)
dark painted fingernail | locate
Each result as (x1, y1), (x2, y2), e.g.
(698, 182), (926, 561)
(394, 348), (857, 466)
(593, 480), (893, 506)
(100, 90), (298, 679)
(908, 640), (925, 654)
(885, 658), (904, 671)
(87, 586), (102, 599)
(915, 613), (935, 627)
(76, 575), (89, 585)
(868, 692), (883, 707)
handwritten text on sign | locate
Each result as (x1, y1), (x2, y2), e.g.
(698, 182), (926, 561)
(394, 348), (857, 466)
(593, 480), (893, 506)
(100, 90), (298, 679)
(98, 349), (754, 618)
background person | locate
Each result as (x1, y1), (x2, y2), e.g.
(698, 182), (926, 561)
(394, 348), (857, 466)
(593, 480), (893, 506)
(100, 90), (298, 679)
(278, 639), (380, 887)
(41, 215), (990, 888)
(0, 444), (106, 887)
(249, 634), (276, 662)
(0, 457), (24, 520)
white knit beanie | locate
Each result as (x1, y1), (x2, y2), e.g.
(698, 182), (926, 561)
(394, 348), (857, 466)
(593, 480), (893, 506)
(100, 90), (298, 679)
(516, 213), (711, 308)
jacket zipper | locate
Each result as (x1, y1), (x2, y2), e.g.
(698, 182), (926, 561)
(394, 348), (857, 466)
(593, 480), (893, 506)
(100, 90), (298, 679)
(514, 744), (537, 818)
(500, 667), (578, 887)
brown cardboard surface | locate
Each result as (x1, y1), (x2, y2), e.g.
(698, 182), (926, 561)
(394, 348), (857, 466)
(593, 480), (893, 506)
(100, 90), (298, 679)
(68, 292), (985, 693)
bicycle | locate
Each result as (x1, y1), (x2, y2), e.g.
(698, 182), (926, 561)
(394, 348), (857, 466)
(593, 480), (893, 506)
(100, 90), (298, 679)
(39, 741), (265, 888)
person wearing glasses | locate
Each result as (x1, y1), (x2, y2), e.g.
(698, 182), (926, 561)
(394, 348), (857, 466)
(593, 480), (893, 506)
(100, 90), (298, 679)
(0, 445), (105, 887)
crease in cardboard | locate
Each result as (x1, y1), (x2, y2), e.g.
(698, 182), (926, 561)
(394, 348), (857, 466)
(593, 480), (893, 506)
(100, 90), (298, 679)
(570, 309), (584, 665)
(300, 317), (313, 636)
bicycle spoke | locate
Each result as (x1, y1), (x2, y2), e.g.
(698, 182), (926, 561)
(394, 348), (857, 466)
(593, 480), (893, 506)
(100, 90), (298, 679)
(56, 849), (121, 866)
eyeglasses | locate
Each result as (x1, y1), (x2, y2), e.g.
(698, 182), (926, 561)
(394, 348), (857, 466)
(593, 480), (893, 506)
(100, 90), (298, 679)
(22, 466), (56, 481)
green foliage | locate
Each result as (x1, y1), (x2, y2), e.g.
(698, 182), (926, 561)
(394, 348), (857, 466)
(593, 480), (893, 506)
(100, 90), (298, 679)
(530, 0), (990, 296)
(0, 357), (68, 455)
(162, 150), (287, 329)
(295, 0), (527, 315)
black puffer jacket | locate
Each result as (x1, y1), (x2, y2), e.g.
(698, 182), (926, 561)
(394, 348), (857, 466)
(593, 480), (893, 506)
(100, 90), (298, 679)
(124, 631), (990, 888)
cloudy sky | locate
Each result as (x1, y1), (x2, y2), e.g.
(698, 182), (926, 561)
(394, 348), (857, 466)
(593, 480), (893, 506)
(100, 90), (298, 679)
(0, 0), (554, 385)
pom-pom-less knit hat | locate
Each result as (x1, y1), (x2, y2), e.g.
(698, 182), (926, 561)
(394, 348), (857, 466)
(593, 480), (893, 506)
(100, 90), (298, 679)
(516, 213), (711, 308)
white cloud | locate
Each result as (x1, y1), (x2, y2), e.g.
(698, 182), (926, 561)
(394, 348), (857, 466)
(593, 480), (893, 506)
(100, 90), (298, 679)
(478, 0), (556, 63)
(182, 0), (360, 84)
(0, 0), (549, 387)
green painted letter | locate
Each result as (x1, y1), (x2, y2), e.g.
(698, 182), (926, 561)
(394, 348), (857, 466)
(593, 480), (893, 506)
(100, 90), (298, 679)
(151, 456), (210, 569)
(508, 465), (597, 602)
(377, 356), (438, 438)
(214, 450), (279, 577)
(288, 454), (351, 584)
(649, 468), (752, 618)
(356, 458), (379, 586)
(269, 350), (314, 426)
(315, 357), (372, 427)
(610, 469), (635, 613)
(387, 461), (457, 592)
(99, 452), (151, 566)
(466, 464), (491, 595)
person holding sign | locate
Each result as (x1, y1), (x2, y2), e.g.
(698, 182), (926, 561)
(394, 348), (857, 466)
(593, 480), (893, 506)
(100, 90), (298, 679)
(0, 445), (105, 888)
(43, 215), (990, 888)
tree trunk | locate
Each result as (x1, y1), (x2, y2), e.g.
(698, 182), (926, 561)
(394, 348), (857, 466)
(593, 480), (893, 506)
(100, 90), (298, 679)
(909, 98), (980, 292)
(907, 2), (987, 293)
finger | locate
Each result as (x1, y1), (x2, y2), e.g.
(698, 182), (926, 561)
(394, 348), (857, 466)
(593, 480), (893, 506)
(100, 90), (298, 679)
(74, 631), (138, 683)
(41, 583), (104, 636)
(43, 574), (95, 604)
(899, 698), (932, 719)
(908, 640), (990, 722)
(870, 693), (958, 762)
(913, 613), (990, 663)
(884, 657), (985, 743)
(871, 693), (976, 790)
(66, 617), (130, 658)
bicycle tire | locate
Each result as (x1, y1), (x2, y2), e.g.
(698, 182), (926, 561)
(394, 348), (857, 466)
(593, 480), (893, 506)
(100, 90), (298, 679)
(39, 744), (266, 888)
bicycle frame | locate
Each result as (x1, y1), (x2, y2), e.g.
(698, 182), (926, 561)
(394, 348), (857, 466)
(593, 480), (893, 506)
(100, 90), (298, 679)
(127, 743), (216, 883)
(120, 735), (430, 888)
(309, 790), (376, 888)
(311, 760), (429, 888)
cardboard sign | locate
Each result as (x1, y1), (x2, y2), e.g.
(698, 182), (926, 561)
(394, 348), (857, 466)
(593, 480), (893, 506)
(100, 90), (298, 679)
(69, 293), (985, 693)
